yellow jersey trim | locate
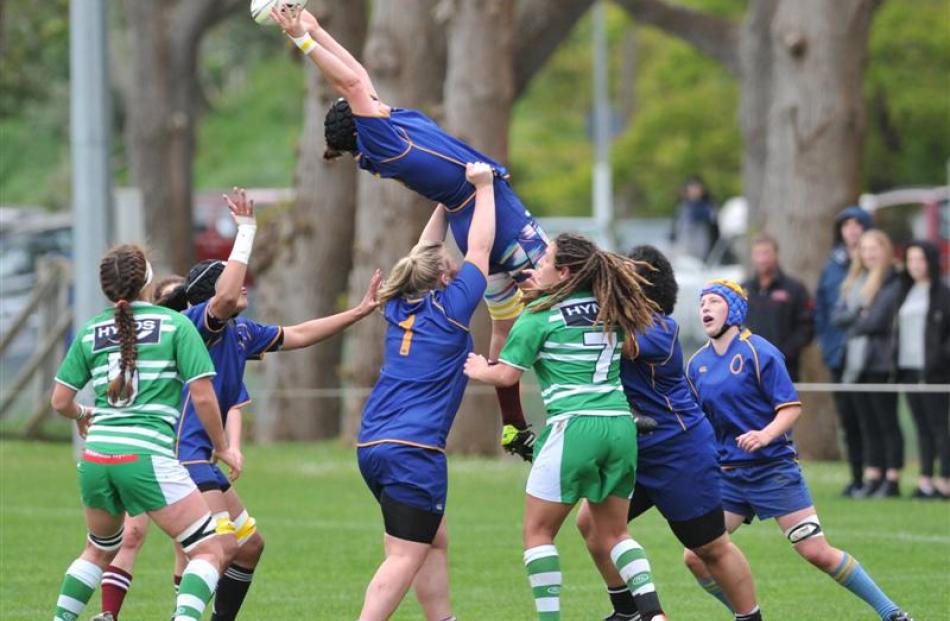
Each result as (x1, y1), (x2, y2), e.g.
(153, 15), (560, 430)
(356, 439), (445, 454)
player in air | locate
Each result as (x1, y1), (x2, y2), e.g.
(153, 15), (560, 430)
(355, 162), (495, 621)
(685, 279), (913, 621)
(49, 244), (240, 621)
(577, 246), (762, 621)
(94, 189), (381, 621)
(465, 233), (668, 621)
(270, 5), (541, 460)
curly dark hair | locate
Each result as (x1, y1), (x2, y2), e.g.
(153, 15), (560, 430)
(525, 233), (657, 357)
(323, 98), (358, 159)
(628, 245), (678, 316)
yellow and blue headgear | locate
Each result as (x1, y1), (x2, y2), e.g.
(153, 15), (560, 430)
(700, 279), (748, 327)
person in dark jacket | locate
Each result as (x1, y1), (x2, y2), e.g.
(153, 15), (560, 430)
(815, 206), (873, 496)
(890, 241), (950, 499)
(743, 234), (814, 381)
(670, 175), (719, 262)
(833, 230), (904, 498)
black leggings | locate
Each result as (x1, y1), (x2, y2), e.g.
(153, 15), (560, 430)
(848, 372), (904, 472)
(899, 369), (950, 478)
(831, 367), (864, 485)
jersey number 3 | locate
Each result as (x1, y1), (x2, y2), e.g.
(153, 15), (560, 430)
(398, 315), (416, 356)
(583, 332), (618, 383)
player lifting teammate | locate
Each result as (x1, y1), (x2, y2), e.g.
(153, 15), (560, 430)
(355, 162), (495, 621)
(686, 280), (913, 621)
(465, 234), (668, 621)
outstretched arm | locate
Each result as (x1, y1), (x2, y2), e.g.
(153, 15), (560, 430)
(462, 162), (496, 278)
(419, 205), (448, 244)
(208, 188), (257, 320)
(272, 6), (382, 116)
(300, 9), (378, 98)
(281, 269), (382, 350)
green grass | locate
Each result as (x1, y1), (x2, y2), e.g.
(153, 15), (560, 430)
(1, 441), (947, 620)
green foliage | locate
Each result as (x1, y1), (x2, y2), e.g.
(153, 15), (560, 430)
(1, 440), (947, 619)
(510, 1), (744, 217)
(0, 0), (70, 117)
(864, 0), (950, 190)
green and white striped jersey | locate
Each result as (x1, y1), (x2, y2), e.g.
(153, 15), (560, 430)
(499, 291), (631, 420)
(55, 302), (216, 457)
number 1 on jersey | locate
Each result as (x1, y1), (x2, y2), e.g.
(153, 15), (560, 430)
(398, 315), (416, 356)
(583, 331), (618, 383)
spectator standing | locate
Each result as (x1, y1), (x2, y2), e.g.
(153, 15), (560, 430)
(670, 175), (718, 262)
(743, 234), (814, 381)
(892, 241), (950, 499)
(815, 206), (873, 497)
(833, 230), (904, 498)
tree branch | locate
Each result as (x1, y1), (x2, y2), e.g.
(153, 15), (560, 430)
(513, 0), (595, 99)
(613, 0), (740, 75)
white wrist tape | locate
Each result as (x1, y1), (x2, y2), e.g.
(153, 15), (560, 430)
(291, 33), (316, 54)
(228, 218), (257, 265)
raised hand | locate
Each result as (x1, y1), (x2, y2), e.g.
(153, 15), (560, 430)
(271, 3), (306, 38)
(465, 161), (494, 188)
(357, 268), (383, 317)
(223, 187), (255, 226)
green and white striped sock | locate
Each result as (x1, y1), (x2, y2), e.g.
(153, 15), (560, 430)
(174, 559), (219, 620)
(53, 558), (102, 621)
(611, 539), (663, 618)
(524, 544), (562, 620)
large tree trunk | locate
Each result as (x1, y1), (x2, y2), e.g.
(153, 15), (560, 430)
(253, 0), (367, 441)
(341, 1), (448, 440)
(441, 0), (515, 454)
(616, 0), (878, 460)
(758, 0), (874, 459)
(122, 0), (239, 275)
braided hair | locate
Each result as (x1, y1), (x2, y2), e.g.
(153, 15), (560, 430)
(98, 244), (149, 404)
(525, 233), (657, 356)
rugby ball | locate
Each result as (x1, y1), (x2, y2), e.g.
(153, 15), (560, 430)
(250, 0), (309, 25)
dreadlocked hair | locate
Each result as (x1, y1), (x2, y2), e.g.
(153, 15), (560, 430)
(377, 241), (445, 307)
(99, 244), (148, 404)
(153, 275), (187, 312)
(525, 233), (658, 357)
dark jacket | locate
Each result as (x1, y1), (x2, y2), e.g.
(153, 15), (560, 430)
(885, 243), (950, 382)
(838, 269), (900, 377)
(742, 269), (814, 381)
(815, 206), (874, 370)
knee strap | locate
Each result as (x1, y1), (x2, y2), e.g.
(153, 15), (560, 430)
(213, 510), (236, 537)
(232, 510), (258, 546)
(177, 513), (215, 553)
(784, 514), (824, 544)
(88, 525), (124, 552)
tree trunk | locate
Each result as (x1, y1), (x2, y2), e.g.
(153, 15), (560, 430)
(122, 0), (239, 275)
(441, 0), (515, 455)
(758, 0), (874, 459)
(341, 0), (447, 441)
(253, 0), (367, 442)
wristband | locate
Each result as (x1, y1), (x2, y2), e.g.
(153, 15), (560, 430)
(228, 218), (257, 265)
(76, 404), (89, 422)
(290, 33), (316, 54)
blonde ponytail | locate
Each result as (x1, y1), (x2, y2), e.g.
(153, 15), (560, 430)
(377, 241), (446, 306)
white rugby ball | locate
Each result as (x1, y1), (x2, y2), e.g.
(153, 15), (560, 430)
(250, 0), (309, 25)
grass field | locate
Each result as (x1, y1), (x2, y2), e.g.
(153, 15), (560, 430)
(1, 441), (947, 620)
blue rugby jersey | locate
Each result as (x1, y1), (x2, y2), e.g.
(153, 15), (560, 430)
(358, 262), (486, 452)
(621, 315), (705, 450)
(353, 109), (536, 267)
(176, 302), (282, 462)
(686, 329), (802, 467)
